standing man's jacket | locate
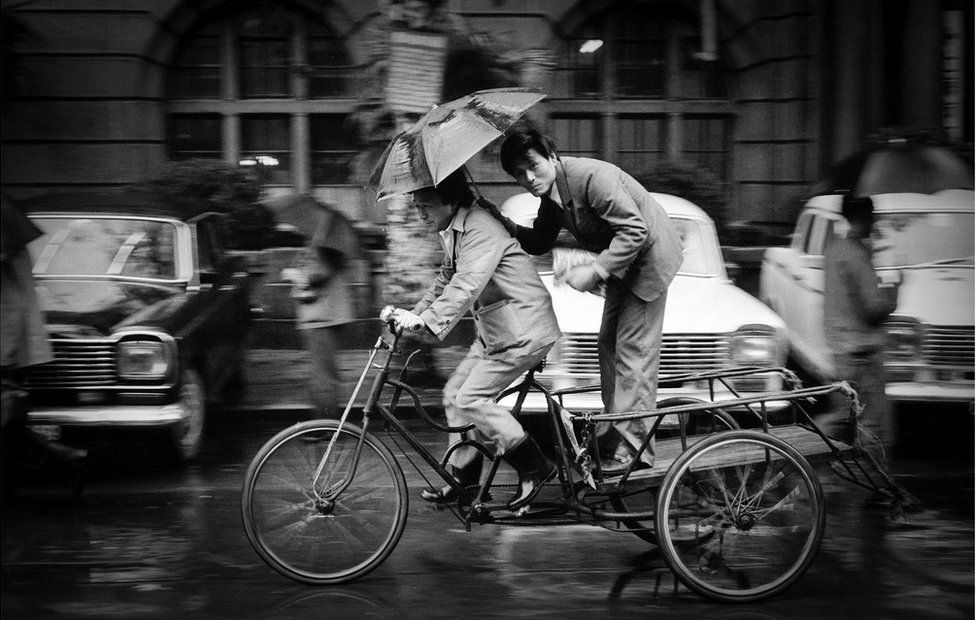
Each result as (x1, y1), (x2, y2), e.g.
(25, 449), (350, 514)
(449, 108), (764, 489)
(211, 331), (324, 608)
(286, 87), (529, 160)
(823, 234), (899, 356)
(510, 156), (684, 302)
(412, 204), (561, 355)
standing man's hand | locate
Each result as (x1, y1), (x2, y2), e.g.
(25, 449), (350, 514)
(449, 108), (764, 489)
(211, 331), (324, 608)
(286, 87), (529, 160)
(565, 263), (604, 294)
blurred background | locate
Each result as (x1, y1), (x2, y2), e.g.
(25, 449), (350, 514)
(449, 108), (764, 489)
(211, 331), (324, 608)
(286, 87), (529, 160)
(1, 0), (972, 422)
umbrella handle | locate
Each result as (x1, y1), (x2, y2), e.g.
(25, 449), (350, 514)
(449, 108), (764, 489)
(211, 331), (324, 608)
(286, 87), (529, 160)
(462, 165), (483, 200)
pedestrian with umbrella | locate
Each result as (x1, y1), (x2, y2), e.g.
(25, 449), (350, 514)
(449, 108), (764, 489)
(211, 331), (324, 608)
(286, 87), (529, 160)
(372, 88), (562, 510)
(823, 193), (900, 465)
(271, 195), (366, 419)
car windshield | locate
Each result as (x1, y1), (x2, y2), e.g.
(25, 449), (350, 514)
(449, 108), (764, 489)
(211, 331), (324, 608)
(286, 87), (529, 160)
(532, 216), (719, 277)
(28, 217), (179, 279)
(873, 211), (975, 267)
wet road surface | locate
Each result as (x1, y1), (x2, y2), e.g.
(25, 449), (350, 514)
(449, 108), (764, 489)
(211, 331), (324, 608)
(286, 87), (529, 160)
(2, 409), (973, 619)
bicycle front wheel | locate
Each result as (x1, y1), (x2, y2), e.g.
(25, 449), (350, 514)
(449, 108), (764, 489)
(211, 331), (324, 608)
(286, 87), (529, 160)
(241, 420), (408, 585)
(655, 430), (825, 603)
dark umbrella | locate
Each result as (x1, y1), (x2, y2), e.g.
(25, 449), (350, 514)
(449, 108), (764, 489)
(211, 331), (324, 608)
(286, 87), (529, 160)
(369, 87), (546, 200)
(813, 139), (974, 196)
(264, 194), (362, 260)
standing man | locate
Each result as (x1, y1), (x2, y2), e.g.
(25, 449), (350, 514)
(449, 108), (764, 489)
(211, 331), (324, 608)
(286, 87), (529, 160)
(824, 194), (900, 460)
(390, 170), (561, 509)
(482, 128), (684, 473)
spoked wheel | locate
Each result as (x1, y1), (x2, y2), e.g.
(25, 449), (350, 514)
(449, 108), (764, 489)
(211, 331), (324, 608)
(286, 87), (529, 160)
(655, 430), (825, 603)
(610, 400), (738, 544)
(241, 420), (408, 585)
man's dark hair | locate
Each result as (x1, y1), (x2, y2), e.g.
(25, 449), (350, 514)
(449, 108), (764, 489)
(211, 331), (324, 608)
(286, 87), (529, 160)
(432, 169), (474, 206)
(841, 194), (874, 222)
(500, 128), (558, 176)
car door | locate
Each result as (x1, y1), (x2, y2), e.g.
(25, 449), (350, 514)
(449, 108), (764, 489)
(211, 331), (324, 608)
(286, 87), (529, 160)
(789, 212), (836, 378)
(187, 215), (251, 392)
(762, 210), (813, 337)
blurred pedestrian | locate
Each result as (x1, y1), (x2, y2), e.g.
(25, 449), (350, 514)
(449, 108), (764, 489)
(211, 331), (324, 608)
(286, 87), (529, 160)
(1, 195), (86, 499)
(282, 200), (363, 419)
(480, 128), (684, 473)
(823, 194), (900, 460)
(389, 169), (561, 510)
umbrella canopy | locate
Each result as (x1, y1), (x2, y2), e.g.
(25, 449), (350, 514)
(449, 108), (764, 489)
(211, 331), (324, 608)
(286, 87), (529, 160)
(813, 139), (974, 197)
(369, 87), (546, 200)
(264, 194), (362, 260)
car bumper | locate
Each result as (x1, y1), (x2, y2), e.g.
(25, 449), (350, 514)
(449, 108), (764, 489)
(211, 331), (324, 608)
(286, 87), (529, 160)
(886, 382), (974, 403)
(26, 403), (188, 428)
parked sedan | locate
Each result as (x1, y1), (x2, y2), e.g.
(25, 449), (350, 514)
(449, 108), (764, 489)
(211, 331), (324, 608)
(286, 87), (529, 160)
(499, 192), (788, 413)
(760, 189), (974, 403)
(19, 191), (253, 460)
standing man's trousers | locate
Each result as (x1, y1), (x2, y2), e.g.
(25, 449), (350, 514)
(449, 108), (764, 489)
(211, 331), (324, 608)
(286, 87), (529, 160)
(598, 280), (668, 464)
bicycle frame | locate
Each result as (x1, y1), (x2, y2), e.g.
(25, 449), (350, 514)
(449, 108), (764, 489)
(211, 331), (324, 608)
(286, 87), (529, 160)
(310, 327), (485, 505)
(244, 317), (919, 598)
(311, 320), (901, 525)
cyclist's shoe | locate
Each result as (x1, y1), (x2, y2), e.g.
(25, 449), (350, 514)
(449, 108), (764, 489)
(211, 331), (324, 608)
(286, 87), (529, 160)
(504, 435), (556, 510)
(421, 457), (482, 505)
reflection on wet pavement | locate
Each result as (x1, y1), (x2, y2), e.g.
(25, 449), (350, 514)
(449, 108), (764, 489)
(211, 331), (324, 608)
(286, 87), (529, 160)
(2, 420), (972, 619)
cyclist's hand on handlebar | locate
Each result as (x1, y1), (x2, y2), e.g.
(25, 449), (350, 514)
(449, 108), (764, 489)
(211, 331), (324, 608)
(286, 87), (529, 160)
(382, 307), (425, 333)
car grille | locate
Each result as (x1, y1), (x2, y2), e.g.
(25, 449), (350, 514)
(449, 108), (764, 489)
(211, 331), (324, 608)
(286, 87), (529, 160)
(24, 339), (116, 388)
(555, 333), (730, 376)
(923, 325), (974, 367)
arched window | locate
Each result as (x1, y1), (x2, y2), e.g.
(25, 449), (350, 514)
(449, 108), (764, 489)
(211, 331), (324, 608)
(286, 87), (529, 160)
(166, 2), (356, 190)
(549, 3), (734, 182)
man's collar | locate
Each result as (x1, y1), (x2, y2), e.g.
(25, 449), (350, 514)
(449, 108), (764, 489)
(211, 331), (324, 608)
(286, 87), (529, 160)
(550, 158), (572, 208)
(438, 204), (468, 236)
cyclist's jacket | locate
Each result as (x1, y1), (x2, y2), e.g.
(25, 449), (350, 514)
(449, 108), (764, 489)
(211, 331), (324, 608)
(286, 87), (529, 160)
(412, 201), (561, 356)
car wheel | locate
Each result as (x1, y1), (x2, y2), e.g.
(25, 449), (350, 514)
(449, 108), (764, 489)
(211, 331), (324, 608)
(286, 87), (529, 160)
(174, 368), (206, 461)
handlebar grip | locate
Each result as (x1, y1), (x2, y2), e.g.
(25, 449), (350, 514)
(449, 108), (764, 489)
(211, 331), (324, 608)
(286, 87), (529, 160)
(379, 305), (396, 323)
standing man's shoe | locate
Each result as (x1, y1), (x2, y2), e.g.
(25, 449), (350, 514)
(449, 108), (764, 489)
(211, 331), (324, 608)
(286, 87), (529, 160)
(598, 441), (652, 475)
(599, 441), (636, 475)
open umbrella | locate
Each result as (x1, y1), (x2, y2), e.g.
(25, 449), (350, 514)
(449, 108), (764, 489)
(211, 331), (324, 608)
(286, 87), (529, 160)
(813, 139), (974, 197)
(369, 87), (546, 200)
(265, 194), (362, 260)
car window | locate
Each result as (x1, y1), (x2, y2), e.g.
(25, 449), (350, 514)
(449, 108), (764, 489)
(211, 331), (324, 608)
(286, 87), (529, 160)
(29, 217), (178, 279)
(792, 211), (814, 251)
(196, 220), (217, 271)
(670, 217), (719, 276)
(803, 216), (832, 256)
(873, 211), (975, 267)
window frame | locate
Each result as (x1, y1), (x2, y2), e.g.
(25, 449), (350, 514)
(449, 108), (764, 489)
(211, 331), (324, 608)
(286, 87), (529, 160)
(165, 3), (357, 191)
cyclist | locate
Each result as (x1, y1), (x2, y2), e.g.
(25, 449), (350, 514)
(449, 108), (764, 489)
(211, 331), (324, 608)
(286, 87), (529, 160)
(389, 169), (561, 509)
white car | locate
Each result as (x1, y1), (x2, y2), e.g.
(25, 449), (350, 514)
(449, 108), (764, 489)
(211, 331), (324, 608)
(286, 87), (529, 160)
(499, 192), (789, 413)
(760, 189), (974, 403)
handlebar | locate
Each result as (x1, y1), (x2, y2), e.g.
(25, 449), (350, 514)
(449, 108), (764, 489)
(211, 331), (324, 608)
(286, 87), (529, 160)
(379, 305), (423, 334)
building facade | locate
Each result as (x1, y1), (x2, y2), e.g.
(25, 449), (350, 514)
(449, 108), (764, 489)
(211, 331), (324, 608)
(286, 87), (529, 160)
(1, 0), (971, 228)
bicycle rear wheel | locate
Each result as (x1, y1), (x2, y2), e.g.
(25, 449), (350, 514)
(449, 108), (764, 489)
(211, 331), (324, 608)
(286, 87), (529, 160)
(241, 420), (408, 585)
(610, 401), (738, 544)
(656, 430), (825, 603)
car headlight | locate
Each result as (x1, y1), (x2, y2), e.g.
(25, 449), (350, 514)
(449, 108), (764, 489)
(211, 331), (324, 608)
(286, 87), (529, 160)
(117, 339), (170, 379)
(884, 317), (922, 361)
(729, 326), (784, 367)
